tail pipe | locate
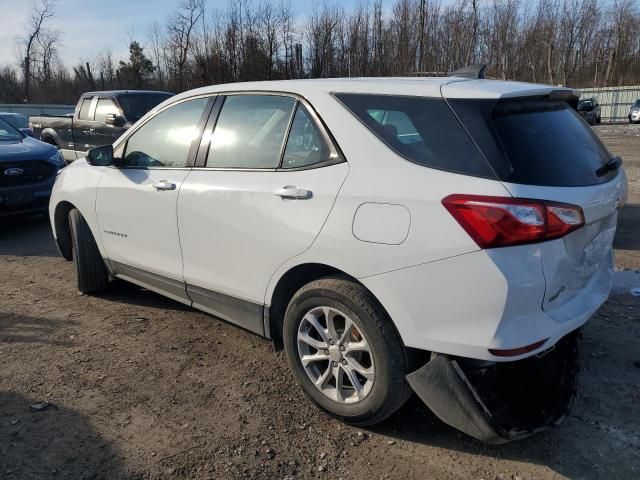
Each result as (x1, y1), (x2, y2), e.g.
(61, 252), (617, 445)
(406, 330), (581, 444)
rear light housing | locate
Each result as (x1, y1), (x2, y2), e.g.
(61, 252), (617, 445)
(442, 194), (584, 248)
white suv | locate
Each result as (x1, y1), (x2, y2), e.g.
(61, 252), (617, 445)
(49, 73), (627, 443)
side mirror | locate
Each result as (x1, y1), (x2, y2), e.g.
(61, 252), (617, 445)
(20, 127), (34, 137)
(105, 113), (125, 127)
(87, 144), (114, 166)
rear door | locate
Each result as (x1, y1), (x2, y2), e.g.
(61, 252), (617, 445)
(72, 96), (96, 156)
(177, 94), (348, 334)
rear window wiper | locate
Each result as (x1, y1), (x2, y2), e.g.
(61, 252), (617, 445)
(596, 156), (622, 177)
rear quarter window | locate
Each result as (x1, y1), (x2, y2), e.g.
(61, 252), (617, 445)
(334, 93), (497, 179)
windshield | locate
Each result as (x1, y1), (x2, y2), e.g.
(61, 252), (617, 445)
(634, 100), (640, 108)
(0, 114), (28, 129)
(118, 93), (174, 122)
(578, 100), (594, 111)
(0, 118), (24, 141)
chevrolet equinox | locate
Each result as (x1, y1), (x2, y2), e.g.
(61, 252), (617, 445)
(49, 71), (628, 443)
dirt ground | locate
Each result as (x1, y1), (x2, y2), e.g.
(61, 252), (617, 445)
(1, 125), (639, 480)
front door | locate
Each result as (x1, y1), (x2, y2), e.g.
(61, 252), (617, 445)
(95, 96), (211, 302)
(178, 95), (348, 333)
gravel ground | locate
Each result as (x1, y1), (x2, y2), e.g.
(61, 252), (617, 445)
(1, 124), (639, 480)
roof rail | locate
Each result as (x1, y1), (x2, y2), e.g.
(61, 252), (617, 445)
(448, 64), (487, 79)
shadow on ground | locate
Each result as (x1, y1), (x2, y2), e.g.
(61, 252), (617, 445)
(0, 392), (131, 479)
(95, 280), (192, 312)
(0, 312), (79, 346)
(0, 215), (57, 257)
(615, 203), (640, 251)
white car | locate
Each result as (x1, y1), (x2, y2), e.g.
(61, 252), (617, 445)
(49, 70), (627, 443)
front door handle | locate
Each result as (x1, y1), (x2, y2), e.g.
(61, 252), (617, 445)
(152, 180), (176, 191)
(274, 186), (312, 200)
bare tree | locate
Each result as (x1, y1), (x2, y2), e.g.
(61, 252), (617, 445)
(167, 0), (204, 90)
(18, 0), (56, 102)
(6, 0), (640, 104)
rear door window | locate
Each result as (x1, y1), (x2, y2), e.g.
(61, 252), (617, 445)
(335, 93), (496, 179)
(78, 98), (92, 120)
(491, 100), (614, 186)
(206, 95), (295, 169)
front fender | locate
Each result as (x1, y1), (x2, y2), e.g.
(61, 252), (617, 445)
(49, 160), (106, 259)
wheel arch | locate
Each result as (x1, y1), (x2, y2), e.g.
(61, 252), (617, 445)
(267, 262), (388, 351)
(53, 200), (76, 260)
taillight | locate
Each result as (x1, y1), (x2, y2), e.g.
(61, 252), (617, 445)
(442, 194), (584, 248)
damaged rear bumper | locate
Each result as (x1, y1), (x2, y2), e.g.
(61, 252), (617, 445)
(406, 330), (580, 444)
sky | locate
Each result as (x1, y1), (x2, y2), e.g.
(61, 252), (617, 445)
(0, 0), (396, 68)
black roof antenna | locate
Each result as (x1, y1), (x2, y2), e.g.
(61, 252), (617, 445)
(449, 64), (487, 79)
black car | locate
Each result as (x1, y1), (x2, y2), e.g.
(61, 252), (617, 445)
(30, 90), (173, 163)
(0, 117), (65, 217)
(577, 97), (601, 125)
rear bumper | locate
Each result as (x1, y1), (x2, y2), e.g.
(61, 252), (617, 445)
(360, 245), (608, 361)
(407, 330), (580, 443)
(0, 179), (55, 217)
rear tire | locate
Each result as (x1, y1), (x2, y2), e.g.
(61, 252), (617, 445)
(69, 209), (108, 294)
(283, 277), (411, 426)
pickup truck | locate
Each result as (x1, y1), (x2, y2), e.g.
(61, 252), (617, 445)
(30, 90), (173, 162)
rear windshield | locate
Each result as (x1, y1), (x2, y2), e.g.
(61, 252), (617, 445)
(490, 100), (615, 186)
(334, 93), (496, 179)
(118, 93), (174, 122)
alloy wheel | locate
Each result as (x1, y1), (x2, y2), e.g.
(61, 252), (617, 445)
(297, 306), (375, 404)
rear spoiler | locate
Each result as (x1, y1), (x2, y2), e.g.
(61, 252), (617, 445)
(548, 89), (580, 110)
(498, 89), (580, 110)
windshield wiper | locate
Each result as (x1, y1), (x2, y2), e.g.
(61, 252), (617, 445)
(596, 156), (622, 177)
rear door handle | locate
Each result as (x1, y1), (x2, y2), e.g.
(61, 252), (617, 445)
(152, 180), (176, 191)
(274, 186), (312, 199)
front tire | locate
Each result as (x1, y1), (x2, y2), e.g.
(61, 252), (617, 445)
(283, 277), (411, 426)
(69, 209), (108, 294)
